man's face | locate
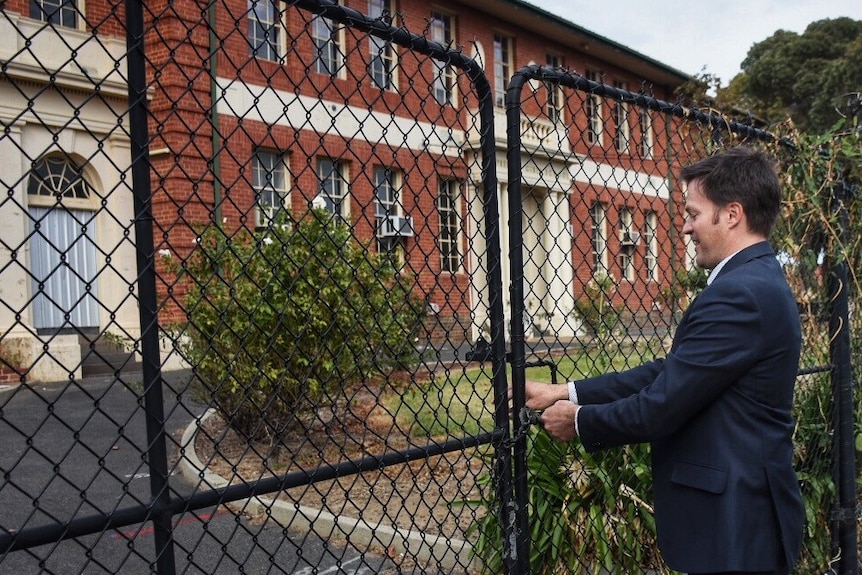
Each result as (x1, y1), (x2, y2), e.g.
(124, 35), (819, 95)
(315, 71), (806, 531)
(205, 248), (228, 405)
(682, 180), (729, 270)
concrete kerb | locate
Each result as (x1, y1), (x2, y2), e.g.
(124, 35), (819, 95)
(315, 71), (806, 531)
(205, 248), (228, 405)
(178, 409), (479, 572)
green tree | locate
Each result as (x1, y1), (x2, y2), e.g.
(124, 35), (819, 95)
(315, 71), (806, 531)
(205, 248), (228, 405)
(736, 17), (862, 133)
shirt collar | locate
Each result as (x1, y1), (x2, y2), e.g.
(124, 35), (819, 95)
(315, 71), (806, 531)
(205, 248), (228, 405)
(707, 249), (742, 285)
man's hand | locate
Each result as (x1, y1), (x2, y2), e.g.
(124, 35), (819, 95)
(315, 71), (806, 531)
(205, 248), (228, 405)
(508, 380), (569, 410)
(541, 400), (579, 442)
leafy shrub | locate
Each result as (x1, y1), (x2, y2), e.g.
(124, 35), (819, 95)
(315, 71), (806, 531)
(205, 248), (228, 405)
(179, 210), (426, 439)
(572, 273), (622, 338)
(469, 431), (664, 574)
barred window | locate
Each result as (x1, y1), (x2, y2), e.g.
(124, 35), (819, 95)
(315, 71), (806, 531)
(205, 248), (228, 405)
(430, 12), (456, 105)
(589, 202), (608, 275)
(317, 158), (348, 217)
(586, 70), (603, 146)
(313, 10), (344, 76)
(30, 0), (78, 28)
(437, 179), (461, 273)
(546, 53), (564, 123)
(613, 80), (630, 154)
(493, 34), (513, 108)
(368, 0), (396, 90)
(248, 0), (282, 61)
(253, 150), (289, 228)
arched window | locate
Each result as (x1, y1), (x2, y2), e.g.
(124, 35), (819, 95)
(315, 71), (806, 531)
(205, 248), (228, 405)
(27, 156), (93, 201)
(26, 155), (99, 331)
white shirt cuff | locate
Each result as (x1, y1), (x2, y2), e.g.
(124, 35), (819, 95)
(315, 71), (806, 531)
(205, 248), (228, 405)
(567, 380), (579, 403)
(568, 381), (580, 436)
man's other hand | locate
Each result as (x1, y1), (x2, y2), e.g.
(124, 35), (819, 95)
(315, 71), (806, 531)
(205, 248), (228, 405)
(541, 400), (579, 442)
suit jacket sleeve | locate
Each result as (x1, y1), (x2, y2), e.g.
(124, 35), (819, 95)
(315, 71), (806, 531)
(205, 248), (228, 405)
(576, 359), (664, 404)
(577, 279), (764, 451)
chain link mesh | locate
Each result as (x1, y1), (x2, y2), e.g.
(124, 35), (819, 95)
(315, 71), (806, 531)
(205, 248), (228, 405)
(0, 1), (854, 575)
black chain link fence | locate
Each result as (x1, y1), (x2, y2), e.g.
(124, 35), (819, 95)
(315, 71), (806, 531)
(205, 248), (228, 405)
(0, 1), (857, 574)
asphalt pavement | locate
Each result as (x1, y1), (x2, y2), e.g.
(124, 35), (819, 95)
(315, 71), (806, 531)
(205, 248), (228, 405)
(0, 372), (417, 575)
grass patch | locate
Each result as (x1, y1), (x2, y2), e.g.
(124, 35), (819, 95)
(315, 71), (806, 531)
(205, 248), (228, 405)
(387, 340), (664, 438)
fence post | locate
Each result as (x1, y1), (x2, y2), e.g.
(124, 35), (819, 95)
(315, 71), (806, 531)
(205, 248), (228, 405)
(827, 170), (858, 575)
(504, 70), (530, 575)
(126, 0), (177, 573)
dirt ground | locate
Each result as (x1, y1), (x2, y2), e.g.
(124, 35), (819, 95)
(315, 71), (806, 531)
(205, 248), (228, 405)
(194, 385), (492, 543)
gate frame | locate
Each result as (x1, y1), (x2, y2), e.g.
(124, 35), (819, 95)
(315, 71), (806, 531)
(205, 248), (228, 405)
(0, 3), (516, 575)
(504, 64), (857, 575)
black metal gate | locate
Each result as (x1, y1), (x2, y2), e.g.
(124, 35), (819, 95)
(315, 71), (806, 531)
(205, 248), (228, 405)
(0, 1), (857, 574)
(502, 67), (859, 575)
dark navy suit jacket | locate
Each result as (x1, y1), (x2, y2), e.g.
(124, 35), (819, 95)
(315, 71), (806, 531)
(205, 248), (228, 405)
(576, 242), (804, 574)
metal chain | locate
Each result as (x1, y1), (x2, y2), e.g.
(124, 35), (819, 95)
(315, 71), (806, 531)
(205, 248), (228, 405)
(501, 407), (542, 449)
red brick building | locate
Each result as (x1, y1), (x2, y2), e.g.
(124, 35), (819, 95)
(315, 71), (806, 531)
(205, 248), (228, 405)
(0, 0), (691, 379)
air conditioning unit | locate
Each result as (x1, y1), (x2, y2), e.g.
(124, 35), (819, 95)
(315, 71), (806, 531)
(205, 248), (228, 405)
(619, 230), (641, 246)
(377, 215), (415, 238)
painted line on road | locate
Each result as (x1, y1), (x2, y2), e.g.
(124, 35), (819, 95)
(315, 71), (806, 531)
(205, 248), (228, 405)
(112, 509), (228, 539)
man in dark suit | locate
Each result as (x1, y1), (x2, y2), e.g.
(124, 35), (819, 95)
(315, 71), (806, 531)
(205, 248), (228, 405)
(521, 146), (804, 575)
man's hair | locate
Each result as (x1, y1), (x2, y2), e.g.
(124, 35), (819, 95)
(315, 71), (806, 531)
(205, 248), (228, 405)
(679, 146), (781, 237)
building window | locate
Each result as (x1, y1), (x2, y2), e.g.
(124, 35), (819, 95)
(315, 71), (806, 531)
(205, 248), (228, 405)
(374, 167), (405, 262)
(613, 80), (630, 154)
(430, 12), (456, 105)
(617, 208), (636, 281)
(437, 179), (461, 273)
(317, 158), (348, 217)
(493, 34), (513, 108)
(28, 155), (92, 202)
(585, 70), (603, 146)
(313, 10), (344, 76)
(374, 167), (398, 218)
(253, 150), (289, 228)
(368, 0), (396, 90)
(546, 53), (564, 122)
(31, 0), (78, 28)
(640, 107), (654, 159)
(248, 0), (283, 61)
(589, 202), (608, 275)
(645, 211), (659, 281)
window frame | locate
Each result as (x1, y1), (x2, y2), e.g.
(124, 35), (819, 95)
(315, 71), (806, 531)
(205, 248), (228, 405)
(493, 33), (513, 108)
(317, 158), (349, 218)
(585, 69), (603, 146)
(27, 154), (95, 211)
(430, 11), (457, 106)
(613, 80), (630, 154)
(437, 178), (461, 273)
(374, 166), (405, 263)
(644, 210), (659, 281)
(546, 53), (564, 123)
(313, 7), (345, 77)
(368, 0), (397, 90)
(617, 207), (635, 281)
(252, 149), (290, 228)
(589, 201), (608, 276)
(640, 107), (654, 159)
(30, 0), (79, 29)
(248, 0), (285, 62)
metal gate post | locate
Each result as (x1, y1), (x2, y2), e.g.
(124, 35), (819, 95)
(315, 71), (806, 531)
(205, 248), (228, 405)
(827, 176), (858, 575)
(504, 70), (534, 575)
(126, 1), (177, 573)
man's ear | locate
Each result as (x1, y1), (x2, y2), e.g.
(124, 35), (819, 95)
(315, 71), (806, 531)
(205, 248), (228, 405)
(725, 201), (744, 228)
